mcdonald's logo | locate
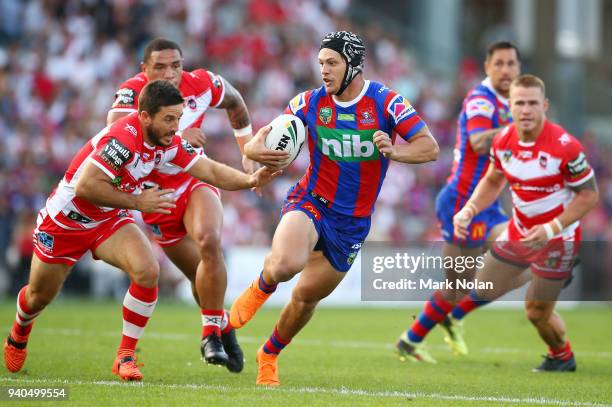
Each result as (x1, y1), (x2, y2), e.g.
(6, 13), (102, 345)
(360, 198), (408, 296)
(470, 221), (487, 240)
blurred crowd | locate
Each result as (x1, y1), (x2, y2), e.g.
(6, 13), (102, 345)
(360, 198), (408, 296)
(1, 0), (611, 296)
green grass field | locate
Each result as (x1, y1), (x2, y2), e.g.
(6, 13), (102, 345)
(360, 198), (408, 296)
(0, 300), (610, 406)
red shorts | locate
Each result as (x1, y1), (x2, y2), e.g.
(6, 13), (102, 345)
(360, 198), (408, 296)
(141, 178), (220, 247)
(491, 222), (580, 280)
(33, 209), (135, 266)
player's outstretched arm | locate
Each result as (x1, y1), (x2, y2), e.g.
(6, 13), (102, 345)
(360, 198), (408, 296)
(74, 162), (176, 213)
(373, 126), (439, 164)
(186, 156), (281, 191)
(453, 166), (507, 239)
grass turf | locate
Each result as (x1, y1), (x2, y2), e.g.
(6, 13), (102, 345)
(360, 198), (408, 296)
(0, 300), (610, 406)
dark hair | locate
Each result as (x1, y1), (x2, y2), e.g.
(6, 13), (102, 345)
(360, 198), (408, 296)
(138, 80), (184, 116)
(510, 74), (546, 96)
(143, 38), (183, 62)
(486, 41), (521, 62)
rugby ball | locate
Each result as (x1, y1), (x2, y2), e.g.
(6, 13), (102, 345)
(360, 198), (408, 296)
(264, 114), (306, 166)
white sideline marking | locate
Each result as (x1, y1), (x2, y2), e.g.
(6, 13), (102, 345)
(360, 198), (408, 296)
(0, 377), (609, 407)
(34, 328), (612, 358)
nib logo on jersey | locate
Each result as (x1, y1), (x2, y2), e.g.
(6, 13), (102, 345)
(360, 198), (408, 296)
(317, 127), (379, 162)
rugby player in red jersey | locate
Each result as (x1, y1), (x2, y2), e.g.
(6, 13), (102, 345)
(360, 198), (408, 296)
(108, 38), (288, 370)
(453, 74), (598, 372)
(3, 80), (279, 381)
(396, 42), (523, 362)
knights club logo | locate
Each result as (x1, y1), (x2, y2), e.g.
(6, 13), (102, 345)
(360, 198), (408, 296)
(319, 107), (332, 124)
(360, 109), (375, 124)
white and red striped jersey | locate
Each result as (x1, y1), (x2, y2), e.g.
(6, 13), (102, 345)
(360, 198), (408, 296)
(110, 69), (225, 195)
(490, 120), (594, 238)
(45, 113), (200, 230)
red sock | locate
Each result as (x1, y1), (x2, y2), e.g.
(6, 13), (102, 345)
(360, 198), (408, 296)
(262, 325), (291, 355)
(11, 285), (40, 342)
(221, 310), (233, 335)
(549, 341), (573, 361)
(118, 283), (158, 355)
(406, 291), (454, 342)
(202, 309), (224, 338)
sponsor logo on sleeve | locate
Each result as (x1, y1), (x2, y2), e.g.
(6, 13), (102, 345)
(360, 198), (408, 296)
(289, 92), (306, 114)
(124, 123), (137, 136)
(567, 152), (590, 177)
(387, 94), (415, 123)
(558, 133), (571, 146)
(181, 139), (196, 155)
(98, 138), (133, 172)
(211, 74), (222, 89)
(112, 88), (137, 108)
(465, 97), (495, 120)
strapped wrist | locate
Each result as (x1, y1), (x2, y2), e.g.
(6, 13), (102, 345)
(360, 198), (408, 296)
(233, 124), (252, 137)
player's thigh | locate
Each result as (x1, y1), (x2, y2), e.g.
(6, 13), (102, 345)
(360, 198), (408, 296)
(28, 255), (72, 303)
(486, 221), (508, 246)
(475, 252), (527, 300)
(291, 251), (346, 303)
(184, 186), (223, 244)
(268, 210), (319, 271)
(93, 222), (158, 277)
(162, 236), (200, 281)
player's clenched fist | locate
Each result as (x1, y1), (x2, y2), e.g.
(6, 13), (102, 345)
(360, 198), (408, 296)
(135, 188), (177, 214)
(373, 130), (394, 159)
(453, 202), (479, 240)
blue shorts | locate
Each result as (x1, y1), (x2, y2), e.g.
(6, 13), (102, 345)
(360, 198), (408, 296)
(281, 188), (371, 272)
(435, 185), (508, 248)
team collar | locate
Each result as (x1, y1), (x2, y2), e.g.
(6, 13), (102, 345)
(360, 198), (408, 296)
(332, 80), (370, 108)
(482, 77), (509, 106)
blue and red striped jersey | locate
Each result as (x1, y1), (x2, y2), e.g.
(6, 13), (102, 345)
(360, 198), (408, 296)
(285, 80), (426, 217)
(446, 78), (512, 197)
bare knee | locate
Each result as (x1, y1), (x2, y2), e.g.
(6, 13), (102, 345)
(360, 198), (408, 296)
(193, 229), (223, 261)
(264, 252), (304, 282)
(525, 302), (553, 326)
(127, 258), (160, 287)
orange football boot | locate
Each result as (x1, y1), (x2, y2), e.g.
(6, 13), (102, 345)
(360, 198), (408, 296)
(256, 346), (280, 386)
(112, 354), (143, 381)
(4, 335), (28, 373)
(230, 280), (273, 329)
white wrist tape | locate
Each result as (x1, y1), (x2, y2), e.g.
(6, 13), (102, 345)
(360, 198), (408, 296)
(543, 222), (555, 239)
(552, 218), (563, 234)
(233, 125), (252, 137)
(465, 201), (479, 216)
